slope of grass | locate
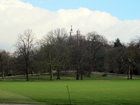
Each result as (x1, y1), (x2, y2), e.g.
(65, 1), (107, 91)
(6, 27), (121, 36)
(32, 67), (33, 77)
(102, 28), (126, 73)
(0, 72), (140, 104)
(0, 89), (41, 104)
(0, 80), (140, 104)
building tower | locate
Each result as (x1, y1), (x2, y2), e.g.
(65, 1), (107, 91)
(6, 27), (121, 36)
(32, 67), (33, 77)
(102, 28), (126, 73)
(77, 29), (80, 36)
(70, 25), (73, 37)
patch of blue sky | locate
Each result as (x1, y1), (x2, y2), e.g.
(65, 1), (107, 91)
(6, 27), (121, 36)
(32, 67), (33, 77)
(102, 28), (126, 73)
(20, 0), (140, 21)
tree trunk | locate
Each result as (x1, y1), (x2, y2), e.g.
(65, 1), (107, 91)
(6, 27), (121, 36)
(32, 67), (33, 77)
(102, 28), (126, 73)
(130, 68), (133, 80)
(2, 68), (4, 79)
(50, 65), (53, 81)
(88, 71), (91, 77)
(76, 65), (80, 80)
(88, 65), (92, 77)
(76, 72), (79, 80)
(31, 71), (33, 76)
(49, 53), (53, 81)
(81, 71), (83, 80)
(26, 68), (29, 81)
(128, 65), (130, 80)
(25, 60), (29, 81)
(116, 69), (118, 77)
(57, 68), (60, 80)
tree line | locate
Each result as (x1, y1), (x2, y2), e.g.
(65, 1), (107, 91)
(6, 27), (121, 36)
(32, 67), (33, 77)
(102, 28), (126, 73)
(0, 28), (140, 81)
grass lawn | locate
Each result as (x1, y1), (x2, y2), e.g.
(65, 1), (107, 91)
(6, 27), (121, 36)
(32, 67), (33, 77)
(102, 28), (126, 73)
(0, 73), (140, 105)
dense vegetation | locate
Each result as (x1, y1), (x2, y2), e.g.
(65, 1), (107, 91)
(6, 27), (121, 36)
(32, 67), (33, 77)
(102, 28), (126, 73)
(0, 28), (140, 81)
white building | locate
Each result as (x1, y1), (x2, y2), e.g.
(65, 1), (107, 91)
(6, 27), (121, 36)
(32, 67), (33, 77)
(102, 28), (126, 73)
(69, 26), (85, 40)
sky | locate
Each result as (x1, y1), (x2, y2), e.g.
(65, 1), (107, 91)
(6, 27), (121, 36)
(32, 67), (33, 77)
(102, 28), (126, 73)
(20, 0), (140, 21)
(0, 0), (140, 51)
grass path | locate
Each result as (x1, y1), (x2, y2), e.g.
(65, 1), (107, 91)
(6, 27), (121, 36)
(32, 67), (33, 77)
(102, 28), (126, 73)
(0, 89), (42, 104)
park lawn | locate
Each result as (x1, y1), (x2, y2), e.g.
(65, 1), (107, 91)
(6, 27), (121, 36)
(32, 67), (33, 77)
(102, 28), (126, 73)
(0, 80), (140, 105)
(0, 72), (127, 82)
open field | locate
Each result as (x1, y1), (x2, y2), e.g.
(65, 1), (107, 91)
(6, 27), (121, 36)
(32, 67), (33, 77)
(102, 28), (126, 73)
(0, 72), (128, 82)
(0, 73), (140, 105)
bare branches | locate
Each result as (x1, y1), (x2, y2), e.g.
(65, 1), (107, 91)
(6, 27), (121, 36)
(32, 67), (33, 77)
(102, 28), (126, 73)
(14, 29), (35, 81)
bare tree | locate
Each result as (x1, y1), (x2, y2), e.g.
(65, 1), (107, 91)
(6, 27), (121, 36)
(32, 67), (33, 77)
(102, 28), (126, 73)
(0, 50), (10, 78)
(86, 32), (107, 77)
(15, 29), (35, 81)
(40, 28), (68, 80)
(119, 42), (136, 80)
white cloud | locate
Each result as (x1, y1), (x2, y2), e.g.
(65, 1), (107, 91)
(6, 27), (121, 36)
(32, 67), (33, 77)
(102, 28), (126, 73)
(0, 0), (140, 51)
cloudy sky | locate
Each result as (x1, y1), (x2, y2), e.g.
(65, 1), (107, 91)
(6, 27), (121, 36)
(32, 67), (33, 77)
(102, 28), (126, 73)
(0, 0), (140, 51)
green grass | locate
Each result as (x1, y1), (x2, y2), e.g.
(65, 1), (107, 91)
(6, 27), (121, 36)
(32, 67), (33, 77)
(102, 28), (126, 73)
(0, 80), (140, 105)
(0, 72), (126, 82)
(0, 73), (140, 104)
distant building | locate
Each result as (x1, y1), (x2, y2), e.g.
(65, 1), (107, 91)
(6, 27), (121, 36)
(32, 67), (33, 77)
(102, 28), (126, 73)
(69, 26), (85, 40)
